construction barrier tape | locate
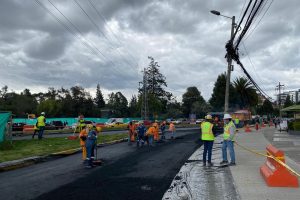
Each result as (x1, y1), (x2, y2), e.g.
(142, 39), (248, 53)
(235, 142), (300, 178)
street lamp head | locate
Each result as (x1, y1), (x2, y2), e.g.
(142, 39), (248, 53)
(210, 10), (221, 16)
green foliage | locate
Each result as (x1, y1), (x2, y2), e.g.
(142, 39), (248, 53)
(233, 77), (258, 108)
(95, 84), (105, 109)
(257, 99), (274, 115)
(209, 73), (238, 111)
(293, 122), (300, 131)
(107, 92), (129, 117)
(129, 95), (139, 117)
(182, 86), (208, 117)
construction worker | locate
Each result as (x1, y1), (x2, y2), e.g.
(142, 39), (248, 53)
(153, 121), (159, 141)
(78, 114), (85, 132)
(79, 125), (88, 161)
(128, 121), (136, 145)
(37, 112), (46, 140)
(85, 124), (97, 168)
(146, 124), (156, 146)
(137, 122), (146, 147)
(220, 114), (237, 166)
(169, 121), (176, 139)
(234, 118), (240, 128)
(32, 122), (39, 139)
(160, 121), (166, 140)
(201, 114), (215, 167)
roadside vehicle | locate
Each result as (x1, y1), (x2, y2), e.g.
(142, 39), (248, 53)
(12, 123), (26, 132)
(49, 120), (64, 129)
(105, 122), (128, 129)
(195, 119), (204, 124)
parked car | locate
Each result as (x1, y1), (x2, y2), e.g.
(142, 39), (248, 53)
(196, 119), (204, 124)
(49, 120), (64, 130)
(105, 122), (128, 129)
(12, 123), (26, 132)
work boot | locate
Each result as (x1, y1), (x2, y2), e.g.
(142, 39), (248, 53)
(229, 162), (236, 166)
(207, 162), (214, 167)
(202, 162), (206, 167)
(220, 160), (228, 165)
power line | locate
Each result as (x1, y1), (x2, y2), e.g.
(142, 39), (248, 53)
(87, 0), (140, 68)
(244, 0), (274, 41)
(73, 0), (138, 75)
(241, 42), (268, 92)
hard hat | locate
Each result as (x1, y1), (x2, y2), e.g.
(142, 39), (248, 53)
(41, 112), (45, 115)
(205, 115), (212, 120)
(87, 124), (93, 129)
(223, 114), (232, 119)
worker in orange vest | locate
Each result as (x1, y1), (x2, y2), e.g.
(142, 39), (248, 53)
(153, 121), (159, 141)
(79, 125), (89, 161)
(146, 125), (156, 146)
(128, 121), (136, 145)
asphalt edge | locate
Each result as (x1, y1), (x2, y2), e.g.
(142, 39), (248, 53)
(0, 138), (127, 173)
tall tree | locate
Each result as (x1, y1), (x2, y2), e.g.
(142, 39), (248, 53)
(233, 77), (258, 108)
(107, 92), (128, 117)
(182, 86), (206, 117)
(129, 95), (139, 117)
(209, 73), (238, 111)
(95, 84), (105, 109)
(141, 56), (172, 117)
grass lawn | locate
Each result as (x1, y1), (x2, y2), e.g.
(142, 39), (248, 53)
(0, 133), (127, 163)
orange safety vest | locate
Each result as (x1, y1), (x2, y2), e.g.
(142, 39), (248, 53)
(147, 126), (156, 136)
(79, 129), (88, 146)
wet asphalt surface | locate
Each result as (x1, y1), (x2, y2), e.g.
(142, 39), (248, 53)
(35, 132), (201, 200)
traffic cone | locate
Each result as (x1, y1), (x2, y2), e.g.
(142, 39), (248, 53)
(244, 124), (252, 132)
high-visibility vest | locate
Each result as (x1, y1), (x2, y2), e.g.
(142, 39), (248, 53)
(37, 116), (45, 127)
(79, 119), (85, 127)
(201, 122), (214, 141)
(146, 127), (155, 136)
(224, 121), (236, 140)
(235, 118), (239, 125)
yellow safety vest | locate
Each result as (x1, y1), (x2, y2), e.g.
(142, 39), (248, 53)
(201, 122), (214, 141)
(79, 119), (85, 127)
(224, 121), (236, 140)
(37, 116), (45, 127)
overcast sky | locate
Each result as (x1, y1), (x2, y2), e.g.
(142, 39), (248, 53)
(0, 0), (299, 102)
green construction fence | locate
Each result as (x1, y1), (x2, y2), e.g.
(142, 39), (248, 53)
(0, 112), (11, 143)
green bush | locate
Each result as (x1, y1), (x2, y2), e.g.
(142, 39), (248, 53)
(288, 122), (294, 130)
(293, 122), (300, 131)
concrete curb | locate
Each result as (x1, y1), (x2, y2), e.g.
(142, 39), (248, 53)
(0, 138), (127, 173)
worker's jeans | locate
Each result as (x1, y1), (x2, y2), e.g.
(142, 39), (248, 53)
(86, 140), (96, 166)
(148, 135), (153, 146)
(38, 126), (45, 139)
(203, 141), (214, 163)
(222, 140), (235, 163)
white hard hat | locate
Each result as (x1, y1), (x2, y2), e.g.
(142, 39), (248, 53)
(205, 115), (212, 120)
(223, 114), (232, 119)
(41, 112), (45, 115)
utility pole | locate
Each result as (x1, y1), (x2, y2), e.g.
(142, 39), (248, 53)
(140, 68), (148, 120)
(224, 15), (235, 113)
(275, 82), (284, 118)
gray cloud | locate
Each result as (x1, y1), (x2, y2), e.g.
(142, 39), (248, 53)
(0, 0), (299, 102)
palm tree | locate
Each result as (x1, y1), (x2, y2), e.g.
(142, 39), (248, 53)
(233, 77), (258, 109)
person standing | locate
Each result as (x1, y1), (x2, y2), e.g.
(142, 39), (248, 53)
(136, 122), (146, 147)
(128, 121), (136, 145)
(78, 114), (85, 132)
(220, 114), (237, 166)
(32, 122), (39, 139)
(146, 125), (156, 146)
(201, 115), (215, 167)
(79, 125), (88, 161)
(85, 125), (97, 168)
(169, 122), (176, 139)
(37, 112), (46, 140)
(160, 121), (166, 140)
(153, 121), (159, 141)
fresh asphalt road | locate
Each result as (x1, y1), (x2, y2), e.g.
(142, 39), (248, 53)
(12, 127), (199, 140)
(0, 128), (201, 200)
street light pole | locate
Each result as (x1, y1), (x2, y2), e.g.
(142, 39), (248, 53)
(224, 16), (235, 113)
(210, 10), (235, 113)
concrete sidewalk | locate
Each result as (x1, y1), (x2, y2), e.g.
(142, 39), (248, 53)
(232, 127), (300, 200)
(162, 127), (300, 200)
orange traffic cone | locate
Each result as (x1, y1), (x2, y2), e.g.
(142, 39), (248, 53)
(244, 124), (252, 132)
